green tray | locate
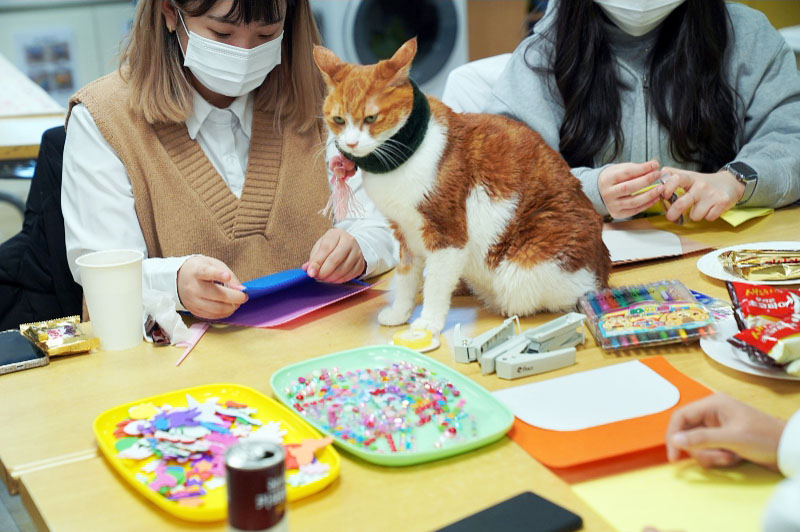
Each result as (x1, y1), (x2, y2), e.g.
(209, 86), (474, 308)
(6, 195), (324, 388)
(270, 345), (514, 466)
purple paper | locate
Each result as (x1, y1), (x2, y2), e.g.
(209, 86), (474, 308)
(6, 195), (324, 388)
(217, 278), (373, 328)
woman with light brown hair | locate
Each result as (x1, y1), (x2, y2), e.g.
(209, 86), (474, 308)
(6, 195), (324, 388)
(62, 0), (396, 320)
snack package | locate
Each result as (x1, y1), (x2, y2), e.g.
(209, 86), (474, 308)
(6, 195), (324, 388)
(719, 249), (800, 281)
(728, 317), (800, 375)
(726, 282), (800, 330)
(19, 315), (99, 356)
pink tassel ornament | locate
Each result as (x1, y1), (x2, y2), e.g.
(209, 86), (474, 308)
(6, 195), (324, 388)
(321, 154), (364, 221)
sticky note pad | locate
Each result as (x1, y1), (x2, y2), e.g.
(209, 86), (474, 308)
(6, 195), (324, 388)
(720, 207), (773, 227)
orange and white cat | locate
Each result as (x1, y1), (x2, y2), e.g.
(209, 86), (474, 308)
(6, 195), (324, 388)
(314, 38), (610, 334)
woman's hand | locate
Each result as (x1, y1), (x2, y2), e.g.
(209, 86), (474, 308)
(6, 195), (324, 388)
(598, 160), (664, 219)
(303, 228), (366, 283)
(660, 168), (745, 223)
(177, 256), (248, 319)
(665, 393), (786, 470)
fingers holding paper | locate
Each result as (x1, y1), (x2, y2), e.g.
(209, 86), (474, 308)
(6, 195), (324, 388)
(660, 168), (745, 223)
(598, 160), (663, 219)
(664, 393), (785, 471)
(177, 255), (248, 319)
(303, 228), (366, 284)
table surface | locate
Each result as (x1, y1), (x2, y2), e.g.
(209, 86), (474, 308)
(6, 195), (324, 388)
(4, 208), (800, 531)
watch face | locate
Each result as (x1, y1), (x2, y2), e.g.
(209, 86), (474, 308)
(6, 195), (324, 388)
(729, 162), (757, 181)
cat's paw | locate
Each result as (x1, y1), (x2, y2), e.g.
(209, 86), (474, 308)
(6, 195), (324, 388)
(378, 305), (412, 327)
(410, 317), (444, 335)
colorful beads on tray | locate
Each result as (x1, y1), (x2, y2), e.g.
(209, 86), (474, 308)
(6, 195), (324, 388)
(284, 362), (477, 453)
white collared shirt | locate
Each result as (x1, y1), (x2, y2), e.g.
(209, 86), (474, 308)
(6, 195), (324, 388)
(764, 409), (800, 531)
(62, 88), (398, 304)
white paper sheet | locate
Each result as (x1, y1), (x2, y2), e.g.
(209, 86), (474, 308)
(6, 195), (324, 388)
(492, 360), (680, 431)
(602, 228), (683, 263)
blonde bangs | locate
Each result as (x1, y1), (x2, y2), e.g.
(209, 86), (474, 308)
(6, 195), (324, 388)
(120, 0), (325, 132)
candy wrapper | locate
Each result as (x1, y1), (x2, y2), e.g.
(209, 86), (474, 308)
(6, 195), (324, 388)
(727, 317), (800, 375)
(719, 249), (800, 281)
(726, 282), (800, 330)
(19, 315), (99, 356)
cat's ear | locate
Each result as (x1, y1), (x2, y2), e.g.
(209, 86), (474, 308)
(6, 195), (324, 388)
(380, 37), (418, 87)
(313, 45), (346, 90)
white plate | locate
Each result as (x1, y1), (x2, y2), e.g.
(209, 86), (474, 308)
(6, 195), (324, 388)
(696, 241), (800, 285)
(700, 317), (800, 381)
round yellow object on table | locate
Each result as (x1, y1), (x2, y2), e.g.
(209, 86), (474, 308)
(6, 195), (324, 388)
(391, 329), (440, 353)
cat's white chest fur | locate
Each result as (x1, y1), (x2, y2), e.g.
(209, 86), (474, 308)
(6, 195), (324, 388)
(361, 117), (446, 256)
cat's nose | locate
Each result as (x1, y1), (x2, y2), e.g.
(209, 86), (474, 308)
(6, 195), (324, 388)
(346, 141), (358, 149)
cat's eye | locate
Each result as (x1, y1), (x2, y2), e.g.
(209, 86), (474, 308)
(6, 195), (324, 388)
(364, 115), (378, 124)
(332, 116), (345, 125)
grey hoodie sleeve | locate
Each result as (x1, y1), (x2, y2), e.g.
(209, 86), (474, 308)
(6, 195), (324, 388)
(728, 8), (800, 208)
(483, 38), (610, 216)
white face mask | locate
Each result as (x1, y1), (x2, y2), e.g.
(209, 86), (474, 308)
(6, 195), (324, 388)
(176, 11), (283, 97)
(594, 0), (686, 37)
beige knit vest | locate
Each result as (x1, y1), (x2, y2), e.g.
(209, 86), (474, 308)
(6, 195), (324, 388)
(67, 73), (332, 283)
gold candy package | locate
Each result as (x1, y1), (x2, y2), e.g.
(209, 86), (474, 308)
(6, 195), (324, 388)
(19, 315), (99, 357)
(719, 249), (800, 282)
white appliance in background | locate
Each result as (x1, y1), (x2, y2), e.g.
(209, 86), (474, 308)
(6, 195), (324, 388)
(310, 0), (468, 98)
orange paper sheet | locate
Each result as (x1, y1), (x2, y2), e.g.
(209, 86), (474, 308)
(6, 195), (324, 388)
(507, 356), (713, 481)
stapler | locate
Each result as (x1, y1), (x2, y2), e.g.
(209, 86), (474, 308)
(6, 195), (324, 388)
(452, 316), (519, 364)
(454, 313), (587, 379)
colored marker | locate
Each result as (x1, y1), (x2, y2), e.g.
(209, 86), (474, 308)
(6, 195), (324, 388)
(611, 287), (628, 308)
(587, 294), (603, 315)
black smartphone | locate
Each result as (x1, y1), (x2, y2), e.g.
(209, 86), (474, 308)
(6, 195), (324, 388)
(436, 491), (583, 532)
(0, 330), (49, 376)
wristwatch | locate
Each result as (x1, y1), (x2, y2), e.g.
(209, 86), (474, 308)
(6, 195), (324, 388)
(722, 161), (758, 205)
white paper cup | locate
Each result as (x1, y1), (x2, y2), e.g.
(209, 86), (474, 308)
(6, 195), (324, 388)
(76, 249), (144, 351)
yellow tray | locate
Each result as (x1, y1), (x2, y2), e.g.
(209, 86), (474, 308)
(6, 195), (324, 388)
(93, 383), (340, 522)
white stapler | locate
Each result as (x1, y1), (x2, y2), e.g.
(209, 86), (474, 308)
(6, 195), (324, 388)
(453, 313), (587, 379)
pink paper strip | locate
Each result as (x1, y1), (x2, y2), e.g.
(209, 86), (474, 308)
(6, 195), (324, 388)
(175, 322), (210, 367)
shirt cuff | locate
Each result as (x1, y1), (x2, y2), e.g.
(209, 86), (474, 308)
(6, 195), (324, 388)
(778, 409), (800, 478)
(352, 233), (381, 279)
(142, 256), (194, 310)
(763, 478), (800, 532)
(572, 164), (611, 217)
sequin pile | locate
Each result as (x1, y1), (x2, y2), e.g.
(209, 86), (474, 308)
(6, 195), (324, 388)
(285, 363), (477, 453)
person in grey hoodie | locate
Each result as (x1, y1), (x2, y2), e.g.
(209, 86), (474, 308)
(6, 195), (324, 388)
(484, 0), (800, 222)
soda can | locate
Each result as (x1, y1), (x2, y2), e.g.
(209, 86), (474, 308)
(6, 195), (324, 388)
(226, 440), (288, 532)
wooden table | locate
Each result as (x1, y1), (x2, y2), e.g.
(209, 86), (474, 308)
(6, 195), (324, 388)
(3, 207), (800, 531)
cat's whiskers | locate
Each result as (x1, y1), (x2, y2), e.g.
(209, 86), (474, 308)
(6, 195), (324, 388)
(384, 137), (412, 153)
(375, 146), (403, 169)
(370, 147), (393, 171)
(377, 143), (407, 166)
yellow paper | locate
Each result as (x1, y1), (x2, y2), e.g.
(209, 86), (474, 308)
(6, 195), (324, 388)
(573, 461), (782, 532)
(721, 207), (774, 227)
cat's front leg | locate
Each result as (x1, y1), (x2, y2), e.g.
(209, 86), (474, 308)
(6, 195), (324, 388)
(378, 256), (424, 327)
(411, 248), (468, 334)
